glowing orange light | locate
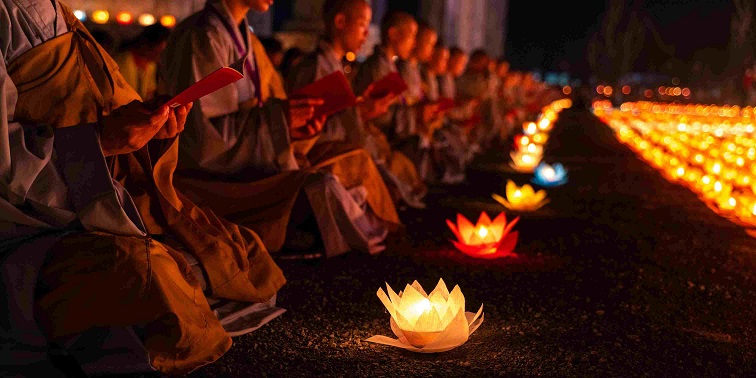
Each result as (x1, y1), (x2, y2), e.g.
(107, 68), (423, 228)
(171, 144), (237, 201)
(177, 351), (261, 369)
(116, 12), (133, 25)
(160, 15), (177, 28)
(446, 212), (519, 259)
(622, 85), (631, 95)
(92, 10), (109, 24)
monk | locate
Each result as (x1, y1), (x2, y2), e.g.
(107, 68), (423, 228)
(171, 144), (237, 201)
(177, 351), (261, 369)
(457, 49), (505, 149)
(353, 11), (428, 209)
(425, 45), (468, 184)
(160, 0), (398, 257)
(0, 0), (284, 375)
(388, 22), (442, 186)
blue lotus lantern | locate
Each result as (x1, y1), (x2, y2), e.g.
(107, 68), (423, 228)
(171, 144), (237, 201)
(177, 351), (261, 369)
(531, 163), (568, 187)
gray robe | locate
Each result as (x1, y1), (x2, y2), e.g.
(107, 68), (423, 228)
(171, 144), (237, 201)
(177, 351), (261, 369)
(159, 4), (387, 256)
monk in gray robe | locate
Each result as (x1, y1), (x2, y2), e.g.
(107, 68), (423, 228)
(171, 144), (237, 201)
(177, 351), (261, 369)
(160, 0), (397, 257)
(396, 21), (445, 183)
(353, 11), (428, 209)
(284, 0), (402, 251)
(0, 0), (284, 375)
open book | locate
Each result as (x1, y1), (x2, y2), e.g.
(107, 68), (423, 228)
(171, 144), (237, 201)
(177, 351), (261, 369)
(290, 71), (357, 119)
(166, 56), (247, 108)
(369, 72), (409, 98)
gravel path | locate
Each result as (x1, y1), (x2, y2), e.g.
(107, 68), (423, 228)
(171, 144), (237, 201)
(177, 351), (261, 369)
(139, 107), (755, 377)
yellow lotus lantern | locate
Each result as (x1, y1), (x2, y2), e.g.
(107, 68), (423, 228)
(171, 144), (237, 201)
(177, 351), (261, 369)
(446, 212), (519, 259)
(509, 151), (541, 173)
(492, 180), (549, 212)
(367, 279), (484, 353)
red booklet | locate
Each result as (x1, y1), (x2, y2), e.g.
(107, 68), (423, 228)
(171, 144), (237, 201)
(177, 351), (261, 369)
(435, 97), (456, 112)
(369, 72), (408, 98)
(166, 56), (246, 108)
(290, 71), (357, 118)
(461, 115), (483, 128)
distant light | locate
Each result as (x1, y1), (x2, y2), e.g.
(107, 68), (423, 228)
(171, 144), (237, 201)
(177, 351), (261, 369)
(596, 85), (604, 94)
(138, 13), (156, 26)
(160, 15), (177, 28)
(345, 52), (356, 62)
(672, 77), (680, 85)
(672, 87), (681, 96)
(73, 10), (87, 22)
(116, 12), (133, 25)
(658, 86), (666, 95)
(621, 85), (631, 95)
(344, 65), (352, 74)
(562, 86), (572, 95)
(644, 89), (653, 98)
(603, 86), (613, 96)
(92, 10), (109, 24)
(682, 88), (691, 97)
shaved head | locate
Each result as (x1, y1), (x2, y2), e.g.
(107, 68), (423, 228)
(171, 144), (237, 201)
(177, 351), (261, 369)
(380, 11), (416, 42)
(323, 0), (370, 29)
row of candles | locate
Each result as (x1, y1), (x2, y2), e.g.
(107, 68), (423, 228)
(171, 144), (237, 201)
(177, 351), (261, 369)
(367, 99), (573, 353)
(594, 100), (756, 228)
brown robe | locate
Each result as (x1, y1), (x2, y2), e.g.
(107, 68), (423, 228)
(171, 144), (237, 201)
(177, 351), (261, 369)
(6, 3), (283, 374)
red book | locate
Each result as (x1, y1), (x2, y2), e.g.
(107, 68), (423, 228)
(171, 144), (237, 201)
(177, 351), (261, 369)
(461, 115), (483, 128)
(369, 72), (408, 98)
(291, 71), (357, 118)
(166, 56), (246, 108)
(435, 97), (456, 112)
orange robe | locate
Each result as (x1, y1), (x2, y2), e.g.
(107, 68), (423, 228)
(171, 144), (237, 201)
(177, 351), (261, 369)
(3, 3), (283, 374)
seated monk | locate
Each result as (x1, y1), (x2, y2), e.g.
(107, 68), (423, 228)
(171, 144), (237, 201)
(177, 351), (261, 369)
(159, 0), (400, 257)
(352, 11), (428, 209)
(0, 0), (284, 375)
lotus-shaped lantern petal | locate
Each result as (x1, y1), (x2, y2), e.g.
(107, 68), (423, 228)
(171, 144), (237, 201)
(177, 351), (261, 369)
(492, 180), (550, 212)
(531, 162), (568, 187)
(509, 151), (542, 173)
(367, 279), (484, 353)
(446, 212), (519, 259)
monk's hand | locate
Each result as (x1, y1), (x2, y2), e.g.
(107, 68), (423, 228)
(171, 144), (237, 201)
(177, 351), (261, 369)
(291, 115), (326, 140)
(154, 103), (193, 140)
(286, 97), (323, 130)
(99, 100), (170, 157)
(357, 83), (399, 121)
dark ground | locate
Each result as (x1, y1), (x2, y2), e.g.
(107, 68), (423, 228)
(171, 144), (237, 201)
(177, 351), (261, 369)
(158, 108), (753, 377)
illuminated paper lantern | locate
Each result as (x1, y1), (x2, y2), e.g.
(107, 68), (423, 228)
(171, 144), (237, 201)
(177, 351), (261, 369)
(531, 162), (568, 187)
(492, 180), (549, 212)
(160, 15), (177, 28)
(446, 212), (519, 259)
(367, 279), (484, 353)
(509, 151), (541, 173)
(91, 10), (109, 24)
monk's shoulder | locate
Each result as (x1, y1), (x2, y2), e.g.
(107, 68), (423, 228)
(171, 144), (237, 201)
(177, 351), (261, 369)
(171, 11), (228, 47)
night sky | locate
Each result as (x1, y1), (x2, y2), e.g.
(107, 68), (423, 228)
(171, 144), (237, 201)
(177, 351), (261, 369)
(504, 0), (735, 81)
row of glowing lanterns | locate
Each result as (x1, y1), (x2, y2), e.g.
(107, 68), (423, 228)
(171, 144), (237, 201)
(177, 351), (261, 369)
(595, 85), (692, 99)
(73, 9), (177, 27)
(594, 101), (756, 229)
(368, 99), (572, 354)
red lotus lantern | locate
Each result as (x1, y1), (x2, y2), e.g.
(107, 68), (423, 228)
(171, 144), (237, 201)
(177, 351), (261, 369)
(446, 212), (519, 259)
